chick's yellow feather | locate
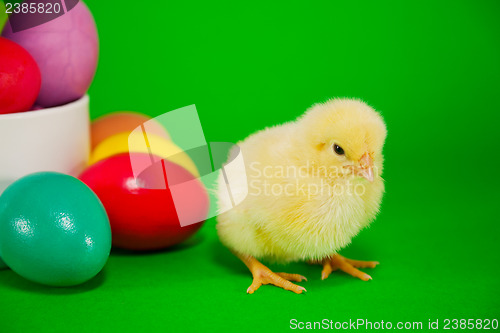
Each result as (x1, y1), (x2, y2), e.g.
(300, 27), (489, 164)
(216, 98), (387, 264)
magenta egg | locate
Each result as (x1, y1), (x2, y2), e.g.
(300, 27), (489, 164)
(2, 2), (98, 108)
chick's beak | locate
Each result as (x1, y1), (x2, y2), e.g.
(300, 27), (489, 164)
(356, 153), (374, 182)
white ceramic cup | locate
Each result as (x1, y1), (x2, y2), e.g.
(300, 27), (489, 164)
(0, 95), (90, 195)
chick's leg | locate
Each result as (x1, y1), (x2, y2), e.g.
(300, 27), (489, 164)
(319, 254), (379, 281)
(236, 253), (307, 294)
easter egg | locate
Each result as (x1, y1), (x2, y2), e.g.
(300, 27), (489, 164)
(0, 256), (7, 270)
(90, 132), (199, 177)
(0, 172), (111, 286)
(30, 105), (44, 111)
(79, 153), (208, 250)
(1, 2), (98, 107)
(91, 112), (170, 150)
(0, 37), (41, 114)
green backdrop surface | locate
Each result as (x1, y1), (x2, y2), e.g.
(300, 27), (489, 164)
(1, 0), (499, 332)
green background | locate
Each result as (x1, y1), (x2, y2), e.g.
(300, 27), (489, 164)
(1, 0), (500, 331)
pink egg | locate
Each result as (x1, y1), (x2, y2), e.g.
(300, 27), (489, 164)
(0, 37), (41, 114)
(2, 2), (98, 108)
(30, 105), (44, 111)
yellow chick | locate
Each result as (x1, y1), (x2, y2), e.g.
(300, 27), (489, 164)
(216, 98), (387, 294)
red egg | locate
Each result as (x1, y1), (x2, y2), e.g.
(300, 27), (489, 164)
(79, 153), (208, 250)
(0, 37), (41, 114)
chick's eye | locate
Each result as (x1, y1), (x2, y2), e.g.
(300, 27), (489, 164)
(333, 144), (345, 155)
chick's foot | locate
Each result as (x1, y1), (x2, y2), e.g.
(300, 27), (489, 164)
(319, 254), (379, 281)
(236, 253), (307, 294)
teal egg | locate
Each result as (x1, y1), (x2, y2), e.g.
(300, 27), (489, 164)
(0, 172), (111, 286)
(0, 255), (7, 270)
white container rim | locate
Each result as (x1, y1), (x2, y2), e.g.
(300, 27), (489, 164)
(0, 95), (89, 121)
